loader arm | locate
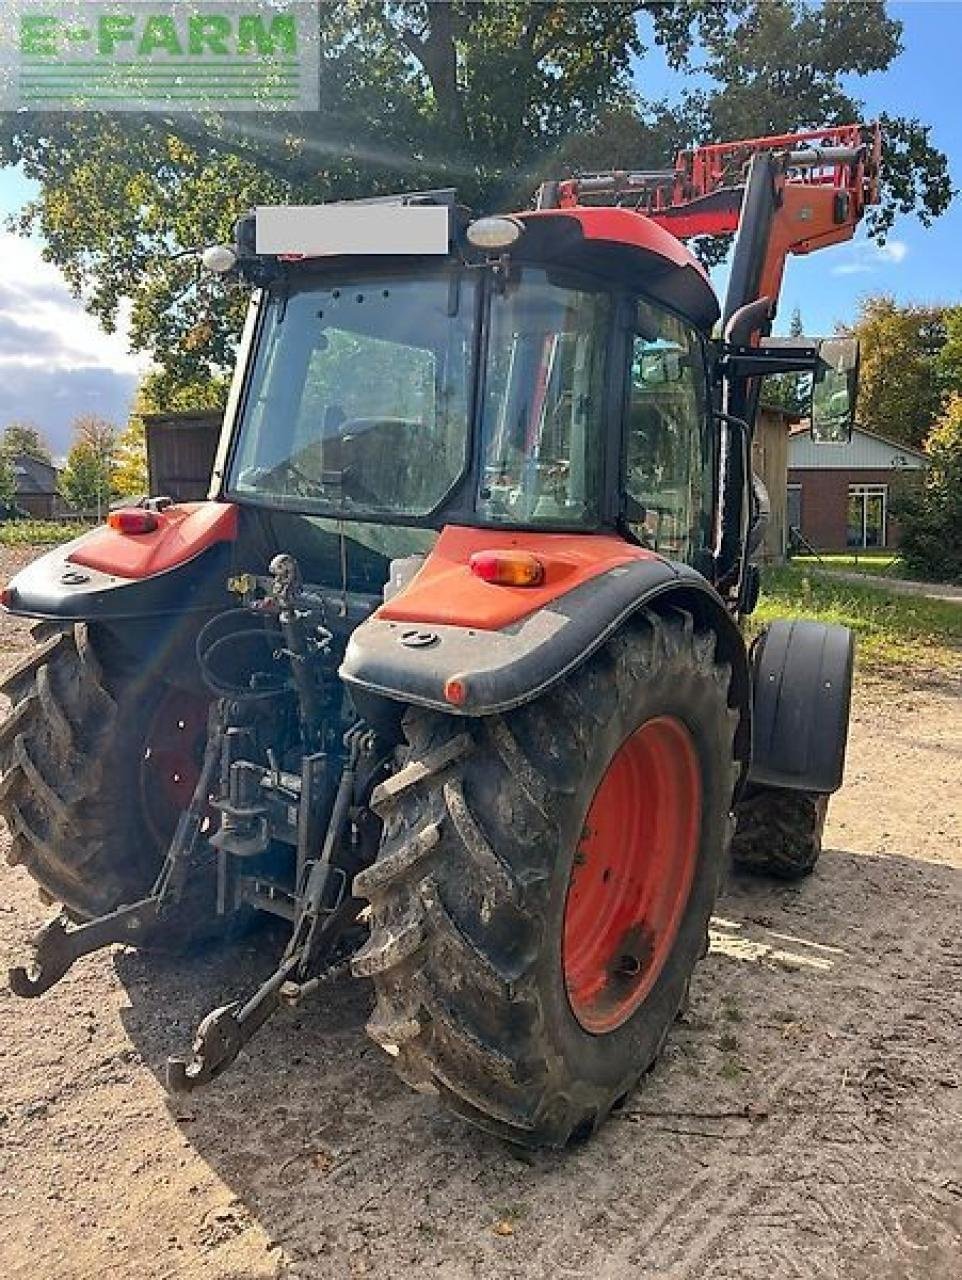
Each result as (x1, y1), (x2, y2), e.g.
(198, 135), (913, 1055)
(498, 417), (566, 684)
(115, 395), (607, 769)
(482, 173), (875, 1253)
(546, 122), (881, 330)
(536, 121), (880, 609)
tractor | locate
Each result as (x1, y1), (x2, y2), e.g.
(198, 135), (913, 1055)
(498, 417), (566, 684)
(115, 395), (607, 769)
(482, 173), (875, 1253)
(0, 124), (874, 1147)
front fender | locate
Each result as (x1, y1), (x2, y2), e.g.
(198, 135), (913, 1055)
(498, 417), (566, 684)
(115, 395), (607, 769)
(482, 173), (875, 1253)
(747, 619), (854, 794)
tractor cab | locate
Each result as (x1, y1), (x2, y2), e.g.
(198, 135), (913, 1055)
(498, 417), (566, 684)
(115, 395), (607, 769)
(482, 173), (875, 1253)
(215, 198), (721, 582)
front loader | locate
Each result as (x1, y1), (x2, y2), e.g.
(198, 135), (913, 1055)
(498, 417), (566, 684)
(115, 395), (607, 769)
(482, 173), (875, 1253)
(0, 124), (875, 1146)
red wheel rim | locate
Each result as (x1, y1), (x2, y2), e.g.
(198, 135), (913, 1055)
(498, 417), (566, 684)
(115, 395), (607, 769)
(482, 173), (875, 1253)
(563, 716), (702, 1034)
(140, 690), (210, 847)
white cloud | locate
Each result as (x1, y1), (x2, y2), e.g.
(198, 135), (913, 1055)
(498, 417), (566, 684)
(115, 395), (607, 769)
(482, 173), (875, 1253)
(0, 230), (148, 449)
(830, 238), (909, 276)
(0, 231), (149, 376)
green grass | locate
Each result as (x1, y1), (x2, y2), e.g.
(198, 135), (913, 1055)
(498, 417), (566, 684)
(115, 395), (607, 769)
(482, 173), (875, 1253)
(754, 565), (962, 671)
(0, 520), (95, 546)
(791, 550), (902, 577)
(790, 550), (951, 585)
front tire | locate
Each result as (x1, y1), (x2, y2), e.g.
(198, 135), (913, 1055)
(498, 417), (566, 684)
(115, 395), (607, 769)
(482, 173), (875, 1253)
(353, 609), (741, 1147)
(731, 786), (828, 880)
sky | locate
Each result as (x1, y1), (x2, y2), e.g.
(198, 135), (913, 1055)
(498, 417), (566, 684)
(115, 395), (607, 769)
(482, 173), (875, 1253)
(0, 1), (958, 454)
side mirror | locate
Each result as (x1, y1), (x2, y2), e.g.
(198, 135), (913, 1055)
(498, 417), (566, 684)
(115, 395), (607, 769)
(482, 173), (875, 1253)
(810, 337), (859, 443)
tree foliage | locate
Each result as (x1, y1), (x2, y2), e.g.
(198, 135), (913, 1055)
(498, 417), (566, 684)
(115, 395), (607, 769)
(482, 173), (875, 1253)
(0, 1), (952, 396)
(0, 453), (17, 508)
(0, 422), (52, 464)
(895, 394), (962, 583)
(844, 296), (961, 448)
(936, 306), (962, 398)
(112, 420), (149, 497)
(59, 415), (118, 513)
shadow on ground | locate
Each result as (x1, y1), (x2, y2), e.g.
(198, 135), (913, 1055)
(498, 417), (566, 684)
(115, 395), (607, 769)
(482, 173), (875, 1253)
(111, 844), (962, 1278)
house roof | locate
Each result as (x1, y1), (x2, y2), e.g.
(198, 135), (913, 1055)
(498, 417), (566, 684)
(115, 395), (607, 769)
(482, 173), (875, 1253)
(11, 453), (58, 495)
(788, 422), (928, 460)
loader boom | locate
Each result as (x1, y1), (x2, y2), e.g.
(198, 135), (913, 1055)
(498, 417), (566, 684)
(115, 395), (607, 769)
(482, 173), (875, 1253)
(538, 122), (881, 328)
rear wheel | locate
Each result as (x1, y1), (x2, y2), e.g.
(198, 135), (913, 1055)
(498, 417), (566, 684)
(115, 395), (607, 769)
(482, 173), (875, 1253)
(731, 786), (828, 880)
(0, 624), (208, 918)
(353, 609), (741, 1147)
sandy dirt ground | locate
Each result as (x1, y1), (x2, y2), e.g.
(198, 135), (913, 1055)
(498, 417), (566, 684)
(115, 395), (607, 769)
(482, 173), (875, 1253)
(0, 544), (959, 1280)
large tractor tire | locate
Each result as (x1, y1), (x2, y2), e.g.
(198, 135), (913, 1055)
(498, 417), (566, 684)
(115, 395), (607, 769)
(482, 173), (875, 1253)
(731, 786), (828, 880)
(353, 609), (741, 1147)
(0, 623), (209, 919)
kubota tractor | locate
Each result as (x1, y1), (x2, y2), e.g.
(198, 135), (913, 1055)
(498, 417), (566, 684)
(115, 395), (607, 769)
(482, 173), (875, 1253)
(0, 125), (874, 1146)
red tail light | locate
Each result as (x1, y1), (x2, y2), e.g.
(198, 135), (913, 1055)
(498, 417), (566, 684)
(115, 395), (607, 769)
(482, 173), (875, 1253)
(469, 550), (545, 587)
(444, 677), (468, 706)
(108, 509), (159, 535)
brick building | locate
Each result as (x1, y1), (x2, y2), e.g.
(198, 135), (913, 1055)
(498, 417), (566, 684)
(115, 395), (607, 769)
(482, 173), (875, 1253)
(787, 425), (927, 551)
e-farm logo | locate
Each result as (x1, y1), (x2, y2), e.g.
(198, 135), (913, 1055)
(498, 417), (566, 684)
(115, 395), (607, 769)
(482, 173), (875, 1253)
(1, 3), (319, 111)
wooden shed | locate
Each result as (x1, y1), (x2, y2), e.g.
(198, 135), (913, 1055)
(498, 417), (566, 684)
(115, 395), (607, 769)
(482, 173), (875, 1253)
(751, 404), (798, 564)
(144, 411), (223, 502)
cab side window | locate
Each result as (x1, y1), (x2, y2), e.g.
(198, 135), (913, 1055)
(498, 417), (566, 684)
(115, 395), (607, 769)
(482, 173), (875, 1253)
(625, 301), (711, 562)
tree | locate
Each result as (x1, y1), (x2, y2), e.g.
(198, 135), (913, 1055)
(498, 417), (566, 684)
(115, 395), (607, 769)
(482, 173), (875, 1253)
(0, 422), (52, 464)
(0, 453), (17, 509)
(59, 415), (118, 515)
(0, 2), (950, 396)
(111, 420), (149, 497)
(935, 305), (962, 400)
(845, 296), (949, 448)
(895, 394), (962, 583)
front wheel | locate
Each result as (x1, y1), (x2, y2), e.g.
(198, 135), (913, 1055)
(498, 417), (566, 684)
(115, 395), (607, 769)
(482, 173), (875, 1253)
(353, 609), (741, 1147)
(731, 786), (829, 880)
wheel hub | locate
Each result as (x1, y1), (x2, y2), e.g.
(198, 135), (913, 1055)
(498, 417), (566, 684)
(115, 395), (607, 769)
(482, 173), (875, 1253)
(140, 690), (211, 847)
(562, 716), (702, 1034)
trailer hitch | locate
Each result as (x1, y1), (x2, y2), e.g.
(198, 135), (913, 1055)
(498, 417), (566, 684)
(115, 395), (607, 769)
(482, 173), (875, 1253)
(7, 705), (226, 999)
(165, 896), (359, 1092)
(166, 952), (300, 1090)
(8, 898), (170, 998)
(165, 730), (368, 1093)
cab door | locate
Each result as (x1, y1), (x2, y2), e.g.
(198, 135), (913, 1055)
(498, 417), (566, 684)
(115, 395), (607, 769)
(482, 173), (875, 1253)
(623, 299), (714, 567)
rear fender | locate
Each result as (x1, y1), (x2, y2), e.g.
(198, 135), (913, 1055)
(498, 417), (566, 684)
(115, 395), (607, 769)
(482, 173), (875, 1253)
(341, 531), (751, 777)
(748, 619), (854, 794)
(1, 502), (237, 623)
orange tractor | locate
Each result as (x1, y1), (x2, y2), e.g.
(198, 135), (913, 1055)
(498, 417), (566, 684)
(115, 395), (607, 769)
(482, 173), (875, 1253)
(0, 124), (875, 1145)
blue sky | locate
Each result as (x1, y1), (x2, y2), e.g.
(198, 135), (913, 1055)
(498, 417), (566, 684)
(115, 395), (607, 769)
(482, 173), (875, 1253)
(0, 1), (957, 452)
(757, 1), (962, 334)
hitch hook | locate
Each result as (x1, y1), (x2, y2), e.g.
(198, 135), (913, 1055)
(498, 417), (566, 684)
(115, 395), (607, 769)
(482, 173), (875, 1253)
(8, 900), (162, 998)
(166, 953), (299, 1092)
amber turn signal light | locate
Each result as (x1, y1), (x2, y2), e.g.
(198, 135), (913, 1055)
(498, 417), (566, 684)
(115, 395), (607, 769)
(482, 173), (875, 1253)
(468, 550), (544, 587)
(108, 509), (159, 535)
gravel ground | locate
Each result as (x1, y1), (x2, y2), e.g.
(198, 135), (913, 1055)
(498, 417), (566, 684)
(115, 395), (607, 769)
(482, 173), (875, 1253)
(0, 543), (959, 1279)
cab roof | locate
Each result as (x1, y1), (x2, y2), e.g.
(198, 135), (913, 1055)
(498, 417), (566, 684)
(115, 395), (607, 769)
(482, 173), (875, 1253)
(516, 206), (720, 332)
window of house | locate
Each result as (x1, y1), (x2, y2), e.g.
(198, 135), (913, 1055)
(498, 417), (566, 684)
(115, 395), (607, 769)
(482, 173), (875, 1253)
(847, 483), (887, 548)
